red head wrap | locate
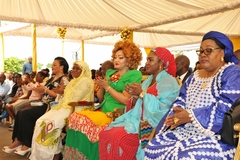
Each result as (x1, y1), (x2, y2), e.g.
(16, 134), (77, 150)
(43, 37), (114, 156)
(152, 47), (176, 77)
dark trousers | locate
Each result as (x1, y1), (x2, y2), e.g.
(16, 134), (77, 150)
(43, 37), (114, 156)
(12, 104), (48, 147)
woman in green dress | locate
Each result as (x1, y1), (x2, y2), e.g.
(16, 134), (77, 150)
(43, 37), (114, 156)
(63, 40), (143, 160)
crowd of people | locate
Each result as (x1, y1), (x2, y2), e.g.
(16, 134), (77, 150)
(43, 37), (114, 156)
(0, 30), (240, 159)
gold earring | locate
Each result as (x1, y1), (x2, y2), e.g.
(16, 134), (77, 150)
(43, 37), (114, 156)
(221, 57), (224, 62)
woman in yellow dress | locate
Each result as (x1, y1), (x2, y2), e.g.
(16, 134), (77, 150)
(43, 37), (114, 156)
(30, 60), (94, 160)
(63, 40), (143, 160)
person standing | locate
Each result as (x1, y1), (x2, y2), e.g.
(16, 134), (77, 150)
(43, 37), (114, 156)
(22, 57), (32, 74)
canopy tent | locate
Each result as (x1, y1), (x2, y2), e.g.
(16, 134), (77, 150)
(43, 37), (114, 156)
(0, 0), (240, 48)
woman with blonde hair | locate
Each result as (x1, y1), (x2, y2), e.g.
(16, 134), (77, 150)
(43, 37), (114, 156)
(30, 60), (94, 160)
(63, 40), (143, 160)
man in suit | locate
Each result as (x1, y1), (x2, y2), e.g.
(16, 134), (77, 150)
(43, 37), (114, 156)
(175, 55), (192, 84)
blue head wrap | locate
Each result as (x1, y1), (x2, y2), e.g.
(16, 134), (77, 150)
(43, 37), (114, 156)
(202, 31), (238, 64)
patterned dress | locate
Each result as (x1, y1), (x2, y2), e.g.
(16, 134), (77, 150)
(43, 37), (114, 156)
(30, 74), (93, 160)
(63, 69), (142, 160)
(99, 70), (180, 160)
(145, 63), (240, 160)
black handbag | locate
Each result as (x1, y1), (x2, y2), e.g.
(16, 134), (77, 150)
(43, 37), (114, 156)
(221, 97), (240, 146)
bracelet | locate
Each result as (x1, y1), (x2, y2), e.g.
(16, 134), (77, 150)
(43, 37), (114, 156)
(105, 86), (111, 92)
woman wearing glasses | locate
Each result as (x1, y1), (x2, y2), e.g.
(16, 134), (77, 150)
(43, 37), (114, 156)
(145, 31), (240, 159)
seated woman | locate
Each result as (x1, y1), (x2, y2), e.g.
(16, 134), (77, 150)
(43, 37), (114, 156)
(5, 73), (33, 128)
(145, 31), (240, 159)
(6, 70), (49, 129)
(30, 60), (94, 160)
(99, 47), (180, 160)
(63, 40), (143, 160)
(2, 57), (69, 156)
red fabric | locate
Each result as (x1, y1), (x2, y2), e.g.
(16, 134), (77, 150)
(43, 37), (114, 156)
(99, 83), (158, 160)
(68, 112), (109, 143)
(125, 97), (134, 112)
(99, 127), (139, 160)
(154, 47), (176, 77)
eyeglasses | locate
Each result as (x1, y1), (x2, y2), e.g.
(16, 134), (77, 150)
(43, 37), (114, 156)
(196, 47), (221, 56)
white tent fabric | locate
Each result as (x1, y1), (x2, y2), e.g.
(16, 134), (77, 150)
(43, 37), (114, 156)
(0, 0), (240, 48)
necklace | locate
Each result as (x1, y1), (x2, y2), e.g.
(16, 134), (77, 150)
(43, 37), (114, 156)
(201, 63), (224, 89)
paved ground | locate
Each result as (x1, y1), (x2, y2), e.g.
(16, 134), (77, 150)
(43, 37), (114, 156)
(0, 122), (29, 160)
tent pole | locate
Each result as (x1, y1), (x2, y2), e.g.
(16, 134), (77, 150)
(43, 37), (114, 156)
(81, 40), (84, 61)
(0, 33), (4, 73)
(32, 24), (37, 72)
(230, 37), (240, 51)
(144, 48), (151, 55)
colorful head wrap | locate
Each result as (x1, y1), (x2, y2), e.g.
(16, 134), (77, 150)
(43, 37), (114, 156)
(151, 47), (176, 77)
(202, 31), (238, 64)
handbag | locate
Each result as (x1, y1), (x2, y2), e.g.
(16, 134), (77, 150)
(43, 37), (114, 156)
(221, 97), (240, 146)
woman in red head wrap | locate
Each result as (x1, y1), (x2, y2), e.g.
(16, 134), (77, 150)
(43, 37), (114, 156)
(98, 47), (180, 160)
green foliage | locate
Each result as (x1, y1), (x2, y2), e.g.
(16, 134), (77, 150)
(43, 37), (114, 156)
(46, 63), (52, 69)
(4, 57), (44, 73)
(4, 57), (24, 73)
(38, 63), (44, 70)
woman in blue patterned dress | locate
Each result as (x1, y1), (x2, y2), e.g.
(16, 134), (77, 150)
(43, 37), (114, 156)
(145, 31), (240, 159)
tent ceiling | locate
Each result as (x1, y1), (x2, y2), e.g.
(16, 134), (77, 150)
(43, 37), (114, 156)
(0, 0), (240, 48)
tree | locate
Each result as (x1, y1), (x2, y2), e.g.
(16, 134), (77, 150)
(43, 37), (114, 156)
(4, 57), (24, 73)
(46, 63), (52, 69)
(4, 57), (44, 73)
(37, 63), (44, 70)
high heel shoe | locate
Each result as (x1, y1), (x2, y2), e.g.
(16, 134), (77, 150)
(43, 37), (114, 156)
(14, 148), (31, 156)
(2, 145), (22, 153)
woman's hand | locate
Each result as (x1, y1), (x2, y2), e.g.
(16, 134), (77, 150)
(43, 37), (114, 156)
(165, 106), (192, 129)
(95, 77), (109, 90)
(32, 85), (45, 92)
(125, 83), (142, 97)
(52, 85), (64, 94)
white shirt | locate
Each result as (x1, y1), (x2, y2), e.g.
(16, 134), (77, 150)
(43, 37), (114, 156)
(180, 71), (188, 82)
(5, 79), (14, 95)
(0, 81), (11, 97)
